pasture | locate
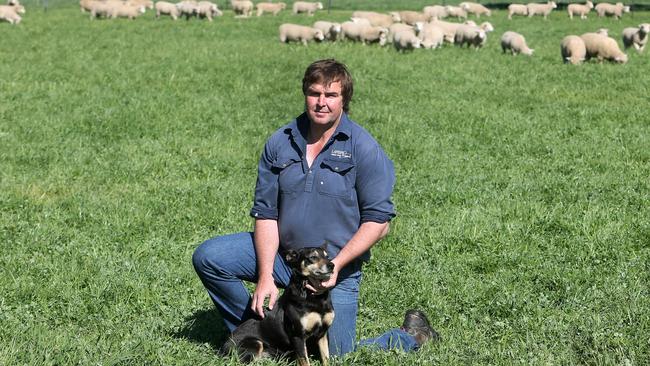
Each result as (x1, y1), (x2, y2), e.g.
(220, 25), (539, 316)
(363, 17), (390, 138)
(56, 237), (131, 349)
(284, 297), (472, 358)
(1, 1), (649, 365)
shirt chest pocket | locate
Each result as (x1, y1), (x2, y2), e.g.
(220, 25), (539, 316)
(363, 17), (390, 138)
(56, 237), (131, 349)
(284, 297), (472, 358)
(317, 158), (355, 198)
(272, 157), (302, 193)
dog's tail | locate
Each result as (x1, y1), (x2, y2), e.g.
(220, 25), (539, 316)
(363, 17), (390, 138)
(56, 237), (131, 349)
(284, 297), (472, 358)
(220, 336), (266, 362)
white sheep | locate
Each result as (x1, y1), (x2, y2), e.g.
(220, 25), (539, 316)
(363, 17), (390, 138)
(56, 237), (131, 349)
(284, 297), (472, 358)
(500, 31), (534, 55)
(313, 20), (341, 41)
(423, 5), (448, 20)
(388, 22), (417, 42)
(196, 1), (222, 21)
(580, 32), (628, 63)
(279, 23), (324, 45)
(255, 2), (285, 16)
(351, 11), (398, 27)
(430, 19), (476, 44)
(7, 0), (20, 5)
(527, 1), (557, 19)
(393, 29), (421, 51)
(596, 28), (609, 36)
(230, 0), (253, 17)
(397, 10), (430, 25)
(622, 23), (650, 52)
(341, 21), (388, 46)
(0, 4), (22, 24)
(454, 24), (487, 49)
(460, 2), (491, 18)
(126, 0), (152, 10)
(292, 1), (322, 16)
(561, 35), (587, 64)
(567, 1), (593, 19)
(88, 0), (117, 19)
(445, 5), (468, 20)
(177, 0), (199, 19)
(110, 3), (146, 19)
(154, 1), (179, 20)
(507, 4), (528, 19)
(595, 2), (630, 19)
(419, 23), (445, 49)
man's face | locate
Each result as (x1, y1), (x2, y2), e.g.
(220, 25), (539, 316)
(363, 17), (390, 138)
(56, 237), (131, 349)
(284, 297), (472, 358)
(305, 81), (344, 128)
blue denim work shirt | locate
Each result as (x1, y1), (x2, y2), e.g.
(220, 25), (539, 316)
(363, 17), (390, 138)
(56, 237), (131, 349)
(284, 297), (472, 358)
(250, 112), (396, 261)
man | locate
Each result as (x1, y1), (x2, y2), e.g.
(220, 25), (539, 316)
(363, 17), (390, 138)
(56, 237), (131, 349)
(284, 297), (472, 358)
(192, 59), (437, 356)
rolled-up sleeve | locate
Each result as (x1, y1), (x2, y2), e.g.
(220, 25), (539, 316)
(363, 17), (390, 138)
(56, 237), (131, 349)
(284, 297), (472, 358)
(250, 139), (280, 220)
(355, 144), (396, 223)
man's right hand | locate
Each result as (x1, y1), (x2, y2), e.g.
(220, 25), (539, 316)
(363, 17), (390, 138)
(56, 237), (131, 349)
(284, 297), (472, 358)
(251, 275), (279, 318)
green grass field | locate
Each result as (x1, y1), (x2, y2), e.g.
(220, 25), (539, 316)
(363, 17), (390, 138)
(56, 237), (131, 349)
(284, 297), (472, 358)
(1, 3), (649, 365)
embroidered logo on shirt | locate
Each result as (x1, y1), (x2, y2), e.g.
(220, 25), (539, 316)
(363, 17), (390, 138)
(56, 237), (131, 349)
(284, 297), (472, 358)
(331, 150), (352, 159)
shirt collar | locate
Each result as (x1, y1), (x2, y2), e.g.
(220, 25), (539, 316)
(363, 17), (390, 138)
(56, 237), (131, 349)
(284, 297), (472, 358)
(285, 112), (352, 144)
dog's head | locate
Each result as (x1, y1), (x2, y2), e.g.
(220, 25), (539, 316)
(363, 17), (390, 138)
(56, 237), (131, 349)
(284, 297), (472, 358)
(285, 243), (334, 281)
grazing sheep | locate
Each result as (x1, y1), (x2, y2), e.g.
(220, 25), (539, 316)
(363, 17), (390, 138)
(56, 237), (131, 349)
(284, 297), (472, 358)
(567, 1), (593, 19)
(397, 10), (430, 25)
(341, 21), (388, 46)
(393, 29), (421, 51)
(230, 0), (253, 17)
(279, 23), (324, 45)
(507, 4), (528, 19)
(126, 0), (152, 10)
(7, 0), (20, 5)
(88, 0), (116, 19)
(110, 3), (146, 19)
(581, 32), (628, 63)
(460, 2), (491, 18)
(351, 11), (398, 27)
(561, 35), (587, 64)
(423, 5), (448, 20)
(155, 1), (179, 19)
(595, 2), (630, 19)
(419, 23), (445, 48)
(479, 21), (494, 33)
(313, 20), (341, 41)
(454, 24), (487, 49)
(622, 23), (650, 52)
(196, 1), (222, 21)
(501, 31), (534, 55)
(0, 4), (21, 24)
(445, 5), (468, 20)
(292, 1), (322, 16)
(430, 19), (476, 44)
(387, 23), (418, 42)
(527, 1), (557, 19)
(255, 2), (285, 16)
(596, 28), (609, 36)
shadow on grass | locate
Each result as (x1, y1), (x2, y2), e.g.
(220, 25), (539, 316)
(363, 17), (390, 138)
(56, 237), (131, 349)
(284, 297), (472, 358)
(172, 308), (230, 351)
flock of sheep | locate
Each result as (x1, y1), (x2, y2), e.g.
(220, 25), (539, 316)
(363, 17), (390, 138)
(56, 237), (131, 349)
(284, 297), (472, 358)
(1, 0), (648, 64)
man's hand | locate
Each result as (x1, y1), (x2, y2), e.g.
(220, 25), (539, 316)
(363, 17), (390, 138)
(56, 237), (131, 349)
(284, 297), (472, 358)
(251, 276), (279, 318)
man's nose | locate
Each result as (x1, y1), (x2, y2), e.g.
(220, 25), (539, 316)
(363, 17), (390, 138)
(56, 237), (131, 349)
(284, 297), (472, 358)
(317, 94), (326, 105)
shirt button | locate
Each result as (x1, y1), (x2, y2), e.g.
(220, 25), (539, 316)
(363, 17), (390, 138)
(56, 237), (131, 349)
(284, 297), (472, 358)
(320, 181), (324, 184)
(334, 167), (339, 171)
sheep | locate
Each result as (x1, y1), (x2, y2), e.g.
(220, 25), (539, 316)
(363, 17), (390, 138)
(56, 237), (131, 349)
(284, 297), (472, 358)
(0, 4), (21, 24)
(454, 24), (487, 49)
(126, 0), (152, 10)
(622, 23), (650, 52)
(445, 5), (468, 20)
(580, 32), (628, 63)
(595, 2), (630, 19)
(393, 29), (421, 51)
(292, 1), (322, 16)
(561, 35), (587, 64)
(507, 4), (528, 19)
(196, 1), (222, 21)
(176, 0), (199, 19)
(567, 1), (593, 19)
(423, 5), (448, 20)
(460, 2), (491, 18)
(279, 23), (324, 45)
(7, 0), (20, 5)
(110, 3), (146, 19)
(527, 1), (557, 19)
(430, 19), (476, 44)
(397, 10), (430, 25)
(596, 28), (609, 36)
(230, 0), (253, 17)
(351, 11), (398, 28)
(387, 22), (417, 43)
(479, 21), (494, 33)
(419, 23), (445, 48)
(88, 0), (117, 19)
(154, 1), (179, 19)
(500, 31), (534, 55)
(341, 21), (388, 46)
(255, 2), (285, 16)
(313, 21), (341, 41)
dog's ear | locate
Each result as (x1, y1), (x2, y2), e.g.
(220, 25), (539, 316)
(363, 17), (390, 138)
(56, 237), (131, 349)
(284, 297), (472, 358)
(285, 250), (299, 264)
(320, 242), (328, 252)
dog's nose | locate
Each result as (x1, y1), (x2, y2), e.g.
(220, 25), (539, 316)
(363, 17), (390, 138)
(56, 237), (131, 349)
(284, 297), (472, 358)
(327, 262), (334, 271)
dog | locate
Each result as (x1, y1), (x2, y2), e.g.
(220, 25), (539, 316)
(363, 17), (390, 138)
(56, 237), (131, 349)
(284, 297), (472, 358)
(221, 244), (335, 366)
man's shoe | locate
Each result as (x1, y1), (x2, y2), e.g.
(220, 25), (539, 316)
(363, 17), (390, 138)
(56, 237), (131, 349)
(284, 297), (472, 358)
(400, 309), (440, 346)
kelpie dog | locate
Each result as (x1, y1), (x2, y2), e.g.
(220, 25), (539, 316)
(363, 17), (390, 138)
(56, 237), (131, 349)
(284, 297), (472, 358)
(221, 244), (335, 366)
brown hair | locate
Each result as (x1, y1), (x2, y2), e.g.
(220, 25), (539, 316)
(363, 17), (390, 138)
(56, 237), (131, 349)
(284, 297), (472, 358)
(302, 59), (354, 113)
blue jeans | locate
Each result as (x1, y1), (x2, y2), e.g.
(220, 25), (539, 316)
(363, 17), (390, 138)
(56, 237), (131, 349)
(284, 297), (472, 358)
(192, 232), (419, 356)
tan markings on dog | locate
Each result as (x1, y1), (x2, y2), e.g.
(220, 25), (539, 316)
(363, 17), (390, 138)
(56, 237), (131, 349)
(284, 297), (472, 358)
(300, 312), (322, 332)
(317, 335), (329, 366)
(323, 311), (334, 326)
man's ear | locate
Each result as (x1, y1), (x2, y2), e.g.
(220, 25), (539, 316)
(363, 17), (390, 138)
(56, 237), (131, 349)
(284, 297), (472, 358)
(285, 250), (299, 264)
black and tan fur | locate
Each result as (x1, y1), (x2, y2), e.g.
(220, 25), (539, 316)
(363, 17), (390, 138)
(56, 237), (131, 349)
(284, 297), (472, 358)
(221, 244), (335, 366)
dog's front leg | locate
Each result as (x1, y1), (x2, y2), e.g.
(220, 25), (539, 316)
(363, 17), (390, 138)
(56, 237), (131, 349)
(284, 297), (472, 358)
(317, 334), (329, 366)
(290, 337), (310, 366)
